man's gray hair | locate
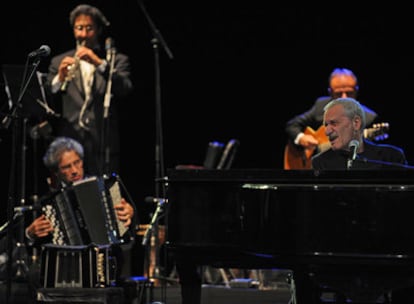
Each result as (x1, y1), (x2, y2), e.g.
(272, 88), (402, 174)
(323, 97), (366, 130)
(43, 137), (84, 172)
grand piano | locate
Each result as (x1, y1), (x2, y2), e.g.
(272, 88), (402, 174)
(165, 169), (414, 303)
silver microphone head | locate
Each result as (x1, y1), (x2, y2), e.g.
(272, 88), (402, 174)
(348, 139), (360, 161)
(348, 139), (359, 150)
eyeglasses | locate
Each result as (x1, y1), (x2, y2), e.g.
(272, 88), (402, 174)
(59, 158), (82, 171)
(74, 25), (95, 33)
(331, 90), (357, 99)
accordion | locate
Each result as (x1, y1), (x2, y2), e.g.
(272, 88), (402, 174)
(42, 175), (129, 246)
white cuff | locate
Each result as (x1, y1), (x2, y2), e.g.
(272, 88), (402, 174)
(97, 60), (108, 73)
(294, 132), (305, 145)
(51, 74), (62, 93)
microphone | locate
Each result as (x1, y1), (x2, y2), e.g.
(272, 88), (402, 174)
(144, 196), (168, 204)
(141, 196), (167, 246)
(28, 45), (51, 58)
(30, 120), (52, 140)
(349, 139), (360, 161)
(105, 37), (115, 62)
(14, 205), (42, 213)
(347, 139), (360, 169)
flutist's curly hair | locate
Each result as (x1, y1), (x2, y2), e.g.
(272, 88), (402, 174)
(69, 4), (110, 30)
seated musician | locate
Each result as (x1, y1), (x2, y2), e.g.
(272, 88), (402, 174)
(311, 97), (406, 170)
(295, 97), (408, 303)
(26, 136), (136, 244)
(24, 136), (136, 297)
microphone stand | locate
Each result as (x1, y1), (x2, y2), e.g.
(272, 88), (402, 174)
(137, 0), (174, 299)
(347, 158), (353, 170)
(100, 44), (117, 176)
(29, 131), (40, 266)
(141, 198), (167, 248)
(2, 57), (41, 304)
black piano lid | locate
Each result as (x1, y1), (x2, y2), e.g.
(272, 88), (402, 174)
(166, 168), (414, 302)
(166, 168), (414, 259)
(166, 168), (414, 185)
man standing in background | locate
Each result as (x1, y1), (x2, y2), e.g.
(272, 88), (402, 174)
(46, 4), (133, 176)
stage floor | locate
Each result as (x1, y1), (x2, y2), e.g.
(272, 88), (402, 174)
(0, 281), (292, 304)
(152, 284), (293, 304)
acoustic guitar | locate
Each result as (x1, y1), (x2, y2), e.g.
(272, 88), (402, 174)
(283, 122), (390, 170)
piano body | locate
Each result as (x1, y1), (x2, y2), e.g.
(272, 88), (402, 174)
(165, 169), (414, 303)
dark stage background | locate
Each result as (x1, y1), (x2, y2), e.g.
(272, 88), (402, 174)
(1, 2), (414, 225)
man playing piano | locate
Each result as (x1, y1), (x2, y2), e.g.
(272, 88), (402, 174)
(305, 97), (409, 303)
(174, 98), (411, 304)
(311, 97), (407, 170)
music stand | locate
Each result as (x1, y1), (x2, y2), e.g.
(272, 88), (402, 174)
(1, 64), (54, 122)
(1, 61), (53, 303)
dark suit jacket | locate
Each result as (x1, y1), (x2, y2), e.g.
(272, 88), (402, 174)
(46, 48), (133, 175)
(285, 96), (378, 143)
(311, 139), (408, 170)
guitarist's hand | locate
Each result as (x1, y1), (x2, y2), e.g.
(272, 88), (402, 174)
(299, 134), (319, 149)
